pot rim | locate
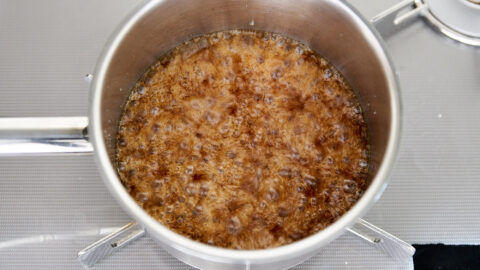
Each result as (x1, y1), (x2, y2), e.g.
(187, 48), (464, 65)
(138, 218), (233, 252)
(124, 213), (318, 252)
(89, 0), (401, 264)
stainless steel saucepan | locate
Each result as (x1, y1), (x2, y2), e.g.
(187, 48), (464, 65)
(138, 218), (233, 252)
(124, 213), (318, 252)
(0, 0), (418, 269)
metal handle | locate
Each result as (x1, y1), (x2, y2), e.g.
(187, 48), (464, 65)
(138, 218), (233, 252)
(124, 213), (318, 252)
(347, 218), (415, 262)
(77, 221), (145, 268)
(371, 0), (427, 38)
(0, 117), (93, 155)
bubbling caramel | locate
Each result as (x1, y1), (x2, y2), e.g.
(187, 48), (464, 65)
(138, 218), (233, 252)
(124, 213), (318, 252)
(117, 31), (369, 249)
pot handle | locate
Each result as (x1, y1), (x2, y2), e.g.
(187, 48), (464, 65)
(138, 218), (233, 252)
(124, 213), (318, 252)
(0, 116), (92, 155)
(77, 218), (415, 267)
(371, 0), (427, 38)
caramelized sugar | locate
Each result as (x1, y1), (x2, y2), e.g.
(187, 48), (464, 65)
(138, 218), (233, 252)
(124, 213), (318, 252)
(117, 31), (369, 249)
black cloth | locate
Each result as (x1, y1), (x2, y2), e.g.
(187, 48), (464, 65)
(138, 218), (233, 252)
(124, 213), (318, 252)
(413, 244), (480, 270)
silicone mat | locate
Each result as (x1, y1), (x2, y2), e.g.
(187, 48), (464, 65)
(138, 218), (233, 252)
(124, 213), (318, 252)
(1, 0), (479, 269)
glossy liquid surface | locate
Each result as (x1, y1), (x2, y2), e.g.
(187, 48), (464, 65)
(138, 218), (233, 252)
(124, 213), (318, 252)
(117, 31), (369, 249)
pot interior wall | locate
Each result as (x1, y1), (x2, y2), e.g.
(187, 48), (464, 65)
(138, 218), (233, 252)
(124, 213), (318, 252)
(98, 0), (393, 188)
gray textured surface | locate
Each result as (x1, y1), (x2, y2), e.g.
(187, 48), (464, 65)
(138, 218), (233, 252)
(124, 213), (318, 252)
(0, 0), (478, 269)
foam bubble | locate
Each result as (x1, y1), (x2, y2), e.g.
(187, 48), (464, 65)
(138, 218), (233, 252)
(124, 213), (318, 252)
(323, 69), (332, 80)
(359, 160), (368, 168)
(295, 46), (304, 55)
(205, 111), (220, 125)
(136, 192), (149, 202)
(185, 165), (194, 175)
(227, 216), (242, 235)
(267, 187), (279, 201)
(271, 67), (283, 79)
(343, 179), (357, 194)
